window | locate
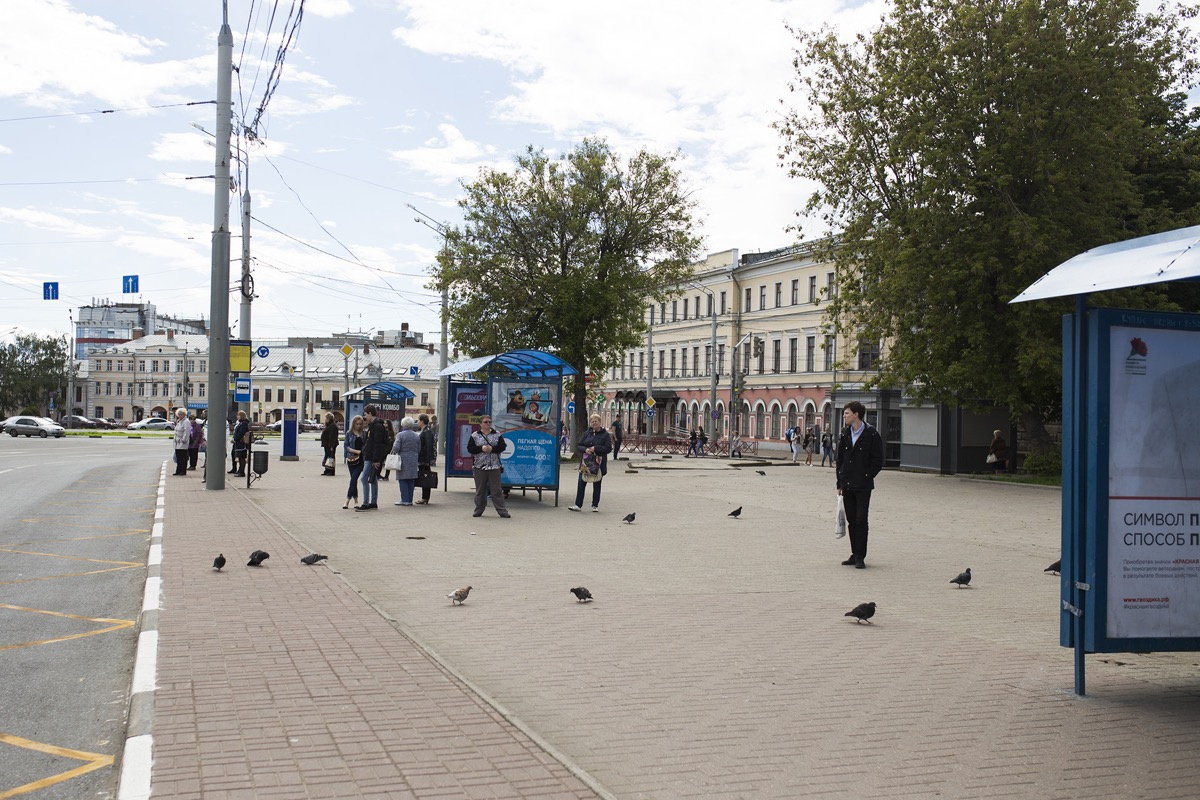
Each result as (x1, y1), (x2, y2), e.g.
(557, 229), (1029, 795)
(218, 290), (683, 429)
(187, 360), (195, 372)
(660, 303), (667, 323)
(824, 335), (836, 370)
(106, 360), (112, 371)
(671, 300), (678, 322)
(755, 406), (766, 439)
(806, 336), (816, 372)
(826, 271), (837, 298)
(759, 285), (767, 310)
(789, 338), (798, 372)
(772, 340), (781, 373)
(199, 383), (206, 397)
(787, 407), (798, 430)
(332, 390), (340, 406)
(791, 279), (800, 305)
(150, 383), (158, 397)
(669, 349), (677, 377)
(858, 341), (881, 370)
(770, 407), (781, 439)
(744, 288), (752, 312)
(117, 361), (123, 372)
(420, 392), (429, 406)
(151, 360), (159, 372)
(682, 298), (689, 320)
(649, 305), (656, 325)
(114, 407), (124, 420)
(774, 282), (782, 308)
(316, 389), (323, 403)
(252, 388), (260, 401)
(137, 383), (145, 396)
(692, 347), (700, 376)
(705, 345), (712, 376)
(707, 294), (714, 316)
(276, 389), (284, 402)
(695, 295), (701, 317)
(139, 360), (146, 372)
(658, 350), (665, 380)
(809, 276), (818, 303)
(720, 291), (727, 315)
(638, 352), (645, 379)
(104, 381), (112, 395)
(620, 360), (626, 380)
(742, 342), (751, 374)
(94, 381), (101, 396)
(717, 344), (725, 375)
(95, 406), (104, 418)
(116, 383), (123, 396)
(200, 360), (206, 372)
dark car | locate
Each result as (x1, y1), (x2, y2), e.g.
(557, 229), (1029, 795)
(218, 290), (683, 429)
(61, 414), (97, 429)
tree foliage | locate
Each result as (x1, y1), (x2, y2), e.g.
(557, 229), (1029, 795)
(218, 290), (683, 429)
(433, 138), (703, 433)
(778, 0), (1200, 447)
(0, 332), (70, 417)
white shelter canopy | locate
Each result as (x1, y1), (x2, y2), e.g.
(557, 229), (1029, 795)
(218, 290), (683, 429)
(1011, 225), (1200, 303)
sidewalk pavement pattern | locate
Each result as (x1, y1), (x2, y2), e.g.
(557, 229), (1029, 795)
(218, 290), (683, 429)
(152, 450), (1200, 799)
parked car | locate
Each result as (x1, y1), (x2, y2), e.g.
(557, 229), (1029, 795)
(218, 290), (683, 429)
(128, 417), (173, 431)
(2, 416), (66, 438)
(61, 414), (97, 429)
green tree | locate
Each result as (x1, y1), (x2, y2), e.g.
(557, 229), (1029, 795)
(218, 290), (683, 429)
(0, 332), (70, 417)
(433, 138), (703, 436)
(778, 0), (1200, 450)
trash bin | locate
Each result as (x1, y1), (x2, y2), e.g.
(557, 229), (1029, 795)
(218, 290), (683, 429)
(252, 450), (269, 475)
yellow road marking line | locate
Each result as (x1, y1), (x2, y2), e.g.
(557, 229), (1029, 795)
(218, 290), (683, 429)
(0, 732), (113, 799)
(0, 604), (134, 651)
(0, 548), (141, 566)
(0, 565), (141, 587)
(16, 521), (143, 530)
(11, 531), (149, 546)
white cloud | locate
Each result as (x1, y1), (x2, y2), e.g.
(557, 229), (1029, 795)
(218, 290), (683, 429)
(388, 123), (506, 184)
(305, 0), (354, 19)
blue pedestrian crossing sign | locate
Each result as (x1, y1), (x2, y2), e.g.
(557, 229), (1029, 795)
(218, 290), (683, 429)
(43, 282), (58, 300)
(122, 275), (139, 294)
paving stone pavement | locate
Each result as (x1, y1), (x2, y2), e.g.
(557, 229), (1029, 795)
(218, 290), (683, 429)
(156, 447), (1200, 799)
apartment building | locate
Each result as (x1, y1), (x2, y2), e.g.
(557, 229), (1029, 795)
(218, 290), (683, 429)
(599, 245), (900, 461)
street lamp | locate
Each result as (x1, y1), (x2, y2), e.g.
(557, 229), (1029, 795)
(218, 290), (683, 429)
(730, 332), (753, 457)
(406, 203), (451, 457)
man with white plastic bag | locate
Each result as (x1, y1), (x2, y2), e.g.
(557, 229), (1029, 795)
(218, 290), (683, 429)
(834, 494), (847, 538)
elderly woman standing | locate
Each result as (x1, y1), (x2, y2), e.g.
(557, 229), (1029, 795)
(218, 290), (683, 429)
(988, 429), (1009, 473)
(172, 409), (191, 476)
(320, 413), (339, 476)
(188, 413), (205, 472)
(568, 414), (612, 512)
(389, 417), (421, 506)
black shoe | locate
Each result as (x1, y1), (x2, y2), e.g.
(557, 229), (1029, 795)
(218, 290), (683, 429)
(234, 472), (245, 477)
(472, 511), (483, 517)
(228, 469), (238, 474)
(855, 558), (866, 569)
(841, 557), (857, 566)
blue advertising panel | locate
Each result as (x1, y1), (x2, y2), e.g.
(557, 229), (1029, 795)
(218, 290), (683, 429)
(281, 408), (298, 459)
(491, 380), (561, 488)
(1065, 308), (1200, 654)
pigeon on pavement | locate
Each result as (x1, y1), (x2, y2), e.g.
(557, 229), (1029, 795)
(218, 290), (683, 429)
(1045, 559), (1061, 575)
(950, 567), (972, 588)
(212, 554), (226, 571)
(300, 553), (328, 565)
(247, 550), (270, 567)
(728, 506), (743, 519)
(756, 470), (766, 476)
(447, 585), (472, 605)
(570, 587), (593, 602)
(845, 602), (877, 624)
(622, 512), (636, 524)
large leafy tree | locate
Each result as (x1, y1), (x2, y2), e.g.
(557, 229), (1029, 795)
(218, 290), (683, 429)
(0, 332), (70, 416)
(778, 0), (1200, 449)
(433, 138), (703, 435)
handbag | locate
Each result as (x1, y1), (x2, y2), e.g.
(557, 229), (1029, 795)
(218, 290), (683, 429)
(322, 457), (335, 469)
(416, 471), (439, 489)
(986, 453), (998, 464)
(385, 453), (403, 471)
(834, 494), (847, 538)
(580, 457), (602, 484)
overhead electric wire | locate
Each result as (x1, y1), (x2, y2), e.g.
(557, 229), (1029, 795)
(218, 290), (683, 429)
(0, 100), (214, 124)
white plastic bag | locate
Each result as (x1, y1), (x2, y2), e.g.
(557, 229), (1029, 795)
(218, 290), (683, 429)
(834, 494), (847, 538)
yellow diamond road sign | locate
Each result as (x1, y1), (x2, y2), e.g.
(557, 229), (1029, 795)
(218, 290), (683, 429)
(341, 344), (353, 357)
(645, 397), (656, 408)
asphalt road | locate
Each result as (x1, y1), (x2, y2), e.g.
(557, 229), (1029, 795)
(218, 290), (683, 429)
(0, 435), (165, 800)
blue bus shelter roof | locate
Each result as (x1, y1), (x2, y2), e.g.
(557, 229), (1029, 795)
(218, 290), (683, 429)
(439, 349), (577, 380)
(343, 381), (416, 400)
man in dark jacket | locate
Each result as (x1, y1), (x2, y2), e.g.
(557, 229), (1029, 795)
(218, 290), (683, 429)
(416, 413), (437, 504)
(835, 401), (884, 569)
(320, 414), (339, 476)
(356, 404), (387, 511)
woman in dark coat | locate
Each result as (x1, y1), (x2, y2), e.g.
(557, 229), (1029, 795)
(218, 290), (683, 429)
(320, 414), (339, 476)
(416, 413), (437, 504)
(568, 414), (612, 512)
(988, 430), (1008, 472)
(230, 411), (250, 477)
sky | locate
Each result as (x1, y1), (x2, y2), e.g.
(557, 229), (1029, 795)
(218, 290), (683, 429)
(1, 0), (891, 348)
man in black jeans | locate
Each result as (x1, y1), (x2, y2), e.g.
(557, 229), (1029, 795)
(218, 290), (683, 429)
(835, 401), (884, 569)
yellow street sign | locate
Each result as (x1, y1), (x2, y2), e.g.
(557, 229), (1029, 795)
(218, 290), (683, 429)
(645, 397), (656, 408)
(340, 344), (353, 356)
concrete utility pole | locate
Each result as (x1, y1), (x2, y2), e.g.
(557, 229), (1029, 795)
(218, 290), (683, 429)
(237, 160), (252, 418)
(205, 3), (233, 490)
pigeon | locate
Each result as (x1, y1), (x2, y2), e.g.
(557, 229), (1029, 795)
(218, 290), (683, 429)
(728, 506), (742, 519)
(845, 602), (877, 624)
(300, 553), (328, 565)
(950, 567), (972, 588)
(622, 512), (636, 524)
(447, 585), (472, 605)
(212, 554), (226, 571)
(247, 550), (270, 567)
(1045, 559), (1061, 575)
(570, 587), (593, 602)
(756, 470), (766, 476)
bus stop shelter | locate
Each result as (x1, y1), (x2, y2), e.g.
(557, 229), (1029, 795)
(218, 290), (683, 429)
(440, 350), (577, 505)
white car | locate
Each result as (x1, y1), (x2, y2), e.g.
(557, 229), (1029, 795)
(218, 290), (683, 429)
(3, 416), (66, 438)
(128, 417), (174, 431)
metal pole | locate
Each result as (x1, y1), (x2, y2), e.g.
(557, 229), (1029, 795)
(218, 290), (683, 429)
(709, 304), (717, 440)
(646, 308), (654, 434)
(237, 172), (251, 418)
(301, 346), (307, 423)
(439, 284), (449, 455)
(205, 3), (232, 490)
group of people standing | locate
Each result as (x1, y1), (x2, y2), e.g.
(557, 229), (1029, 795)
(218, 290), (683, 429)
(787, 425), (834, 466)
(341, 405), (437, 511)
(171, 409), (206, 476)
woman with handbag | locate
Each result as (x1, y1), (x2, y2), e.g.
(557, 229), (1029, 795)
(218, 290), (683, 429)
(230, 410), (249, 477)
(988, 430), (1008, 473)
(320, 414), (339, 476)
(568, 414), (612, 512)
(343, 415), (365, 509)
(389, 417), (420, 506)
(415, 413), (437, 504)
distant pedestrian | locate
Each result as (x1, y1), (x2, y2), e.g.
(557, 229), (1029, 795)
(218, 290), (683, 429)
(416, 413), (436, 505)
(172, 409), (191, 476)
(803, 428), (815, 466)
(988, 430), (1008, 472)
(230, 411), (249, 477)
(467, 414), (509, 517)
(379, 419), (396, 481)
(698, 427), (708, 457)
(820, 430), (834, 467)
(356, 404), (387, 512)
(611, 418), (623, 461)
(343, 415), (364, 509)
(389, 417), (420, 506)
(836, 401), (884, 569)
(686, 428), (699, 458)
(320, 413), (339, 476)
(787, 426), (800, 463)
(568, 414), (612, 512)
(188, 413), (205, 472)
